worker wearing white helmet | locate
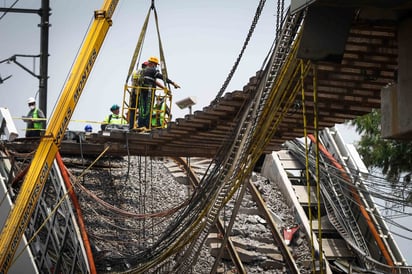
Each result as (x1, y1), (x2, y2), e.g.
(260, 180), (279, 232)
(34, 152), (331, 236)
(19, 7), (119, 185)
(23, 97), (46, 137)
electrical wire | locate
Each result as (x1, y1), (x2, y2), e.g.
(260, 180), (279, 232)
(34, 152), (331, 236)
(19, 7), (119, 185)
(0, 0), (19, 20)
(287, 138), (412, 268)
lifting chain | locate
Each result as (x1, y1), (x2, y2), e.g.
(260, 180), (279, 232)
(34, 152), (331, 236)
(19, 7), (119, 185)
(214, 0), (266, 101)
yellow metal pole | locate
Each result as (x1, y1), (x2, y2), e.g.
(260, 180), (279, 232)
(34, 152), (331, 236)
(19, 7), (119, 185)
(0, 0), (118, 271)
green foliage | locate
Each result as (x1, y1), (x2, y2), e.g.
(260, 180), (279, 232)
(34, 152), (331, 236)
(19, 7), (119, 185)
(350, 109), (412, 185)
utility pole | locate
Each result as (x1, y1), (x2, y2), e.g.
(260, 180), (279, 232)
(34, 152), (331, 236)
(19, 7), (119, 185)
(39, 0), (50, 117)
(0, 0), (50, 116)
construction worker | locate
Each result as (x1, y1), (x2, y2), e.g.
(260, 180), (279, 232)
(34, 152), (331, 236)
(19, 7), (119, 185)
(138, 56), (180, 129)
(101, 104), (127, 130)
(132, 61), (149, 84)
(84, 124), (93, 133)
(129, 61), (149, 129)
(151, 95), (170, 128)
(23, 97), (46, 137)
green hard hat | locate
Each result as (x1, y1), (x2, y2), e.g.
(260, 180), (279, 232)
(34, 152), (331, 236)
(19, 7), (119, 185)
(110, 104), (120, 111)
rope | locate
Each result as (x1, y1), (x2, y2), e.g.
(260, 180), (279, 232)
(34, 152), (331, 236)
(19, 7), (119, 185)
(75, 178), (189, 219)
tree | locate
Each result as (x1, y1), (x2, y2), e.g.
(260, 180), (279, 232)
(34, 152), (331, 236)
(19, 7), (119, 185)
(350, 109), (412, 202)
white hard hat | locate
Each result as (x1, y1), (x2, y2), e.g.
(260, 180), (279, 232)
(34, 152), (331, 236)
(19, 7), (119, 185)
(27, 97), (36, 104)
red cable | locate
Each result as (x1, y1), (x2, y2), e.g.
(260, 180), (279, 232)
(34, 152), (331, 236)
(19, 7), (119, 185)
(55, 152), (97, 274)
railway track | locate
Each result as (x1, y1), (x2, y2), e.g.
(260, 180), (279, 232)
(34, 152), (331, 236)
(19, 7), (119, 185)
(168, 157), (307, 273)
(262, 127), (412, 273)
(159, 126), (412, 273)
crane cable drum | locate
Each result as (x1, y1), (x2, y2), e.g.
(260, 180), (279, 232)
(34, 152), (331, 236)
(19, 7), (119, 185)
(122, 0), (172, 130)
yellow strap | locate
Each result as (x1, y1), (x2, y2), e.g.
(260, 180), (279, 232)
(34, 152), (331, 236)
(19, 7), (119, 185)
(125, 0), (171, 89)
(152, 4), (169, 90)
(125, 6), (151, 83)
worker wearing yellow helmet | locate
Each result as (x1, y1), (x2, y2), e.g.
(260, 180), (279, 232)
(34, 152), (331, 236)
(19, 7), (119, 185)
(138, 56), (180, 129)
(148, 56), (159, 64)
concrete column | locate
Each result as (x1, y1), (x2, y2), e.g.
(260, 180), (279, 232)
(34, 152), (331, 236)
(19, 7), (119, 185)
(381, 16), (412, 139)
(397, 16), (412, 137)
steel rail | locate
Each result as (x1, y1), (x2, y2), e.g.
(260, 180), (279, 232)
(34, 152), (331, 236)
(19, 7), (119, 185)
(247, 179), (299, 273)
(172, 157), (247, 274)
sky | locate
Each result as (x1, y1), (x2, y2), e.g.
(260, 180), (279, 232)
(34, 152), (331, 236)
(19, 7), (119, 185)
(1, 0), (411, 266)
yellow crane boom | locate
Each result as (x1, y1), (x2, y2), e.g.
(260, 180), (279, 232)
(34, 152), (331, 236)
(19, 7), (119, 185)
(0, 0), (119, 271)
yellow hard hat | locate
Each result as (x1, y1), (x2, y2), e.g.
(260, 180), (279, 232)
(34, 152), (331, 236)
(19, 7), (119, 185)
(148, 56), (159, 65)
